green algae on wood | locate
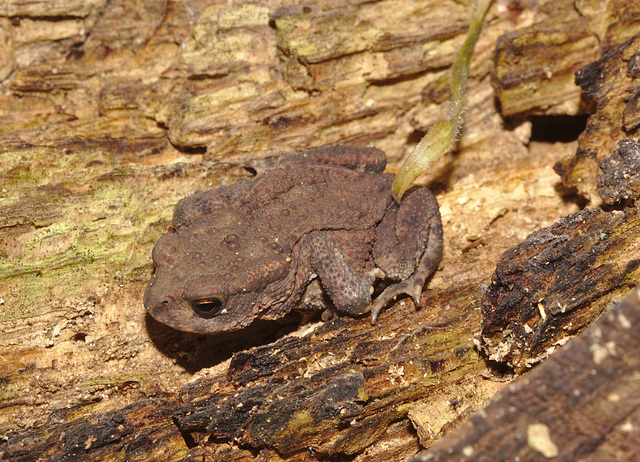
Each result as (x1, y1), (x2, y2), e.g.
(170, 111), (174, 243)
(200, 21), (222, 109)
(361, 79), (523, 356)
(0, 146), (241, 321)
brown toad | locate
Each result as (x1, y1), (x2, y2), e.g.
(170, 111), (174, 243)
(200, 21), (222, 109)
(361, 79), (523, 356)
(144, 146), (442, 334)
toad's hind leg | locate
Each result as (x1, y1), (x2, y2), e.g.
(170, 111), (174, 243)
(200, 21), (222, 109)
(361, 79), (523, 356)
(370, 187), (443, 323)
(303, 234), (385, 316)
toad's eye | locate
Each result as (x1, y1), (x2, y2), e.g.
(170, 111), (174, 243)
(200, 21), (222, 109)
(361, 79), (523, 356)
(191, 298), (225, 318)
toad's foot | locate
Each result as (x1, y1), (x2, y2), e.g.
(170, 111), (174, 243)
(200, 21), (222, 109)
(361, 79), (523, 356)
(370, 236), (441, 324)
(369, 273), (424, 325)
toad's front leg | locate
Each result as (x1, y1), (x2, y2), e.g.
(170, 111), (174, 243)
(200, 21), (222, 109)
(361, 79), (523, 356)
(303, 233), (384, 317)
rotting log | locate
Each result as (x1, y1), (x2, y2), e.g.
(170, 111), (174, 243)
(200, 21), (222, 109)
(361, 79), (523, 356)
(0, 0), (518, 445)
(411, 282), (640, 462)
(479, 206), (640, 373)
(492, 0), (640, 118)
(555, 32), (640, 202)
(1, 0), (640, 461)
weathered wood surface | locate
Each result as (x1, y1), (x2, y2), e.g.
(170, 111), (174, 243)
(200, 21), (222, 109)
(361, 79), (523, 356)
(493, 0), (640, 117)
(555, 31), (640, 202)
(411, 282), (640, 462)
(479, 206), (640, 373)
(1, 0), (639, 460)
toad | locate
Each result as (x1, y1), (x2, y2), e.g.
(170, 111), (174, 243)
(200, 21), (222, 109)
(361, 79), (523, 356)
(144, 146), (442, 334)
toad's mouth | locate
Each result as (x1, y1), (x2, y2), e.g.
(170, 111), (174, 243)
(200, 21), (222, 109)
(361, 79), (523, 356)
(191, 297), (227, 318)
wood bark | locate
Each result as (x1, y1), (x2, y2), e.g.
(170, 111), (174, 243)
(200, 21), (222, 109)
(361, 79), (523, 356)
(1, 0), (639, 461)
(411, 283), (640, 462)
(555, 30), (640, 201)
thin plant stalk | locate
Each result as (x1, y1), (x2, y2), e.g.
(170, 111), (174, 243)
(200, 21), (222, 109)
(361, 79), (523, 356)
(391, 0), (493, 203)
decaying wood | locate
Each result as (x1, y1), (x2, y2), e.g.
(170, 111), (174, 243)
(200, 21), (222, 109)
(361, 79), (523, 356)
(598, 139), (640, 204)
(555, 32), (640, 202)
(479, 206), (640, 373)
(411, 283), (640, 462)
(492, 0), (640, 117)
(1, 0), (639, 460)
(1, 397), (187, 461)
(173, 287), (485, 458)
